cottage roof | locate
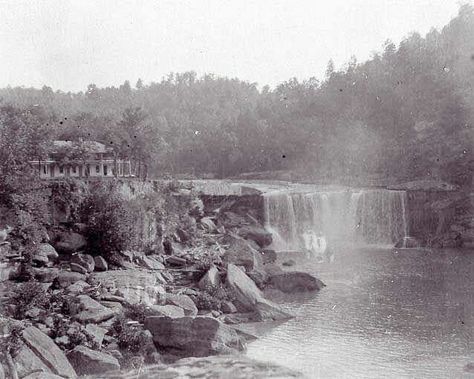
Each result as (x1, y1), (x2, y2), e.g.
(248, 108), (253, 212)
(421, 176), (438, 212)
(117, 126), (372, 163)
(52, 140), (110, 154)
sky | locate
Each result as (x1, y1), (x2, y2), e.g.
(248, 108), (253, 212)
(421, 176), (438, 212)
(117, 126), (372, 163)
(0, 0), (463, 92)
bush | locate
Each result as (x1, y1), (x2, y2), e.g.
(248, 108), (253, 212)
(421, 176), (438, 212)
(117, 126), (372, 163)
(81, 183), (136, 256)
(111, 316), (148, 354)
(194, 284), (234, 311)
(124, 303), (148, 323)
(9, 281), (51, 319)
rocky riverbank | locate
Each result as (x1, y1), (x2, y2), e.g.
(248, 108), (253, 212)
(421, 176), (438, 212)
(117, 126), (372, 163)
(0, 180), (324, 378)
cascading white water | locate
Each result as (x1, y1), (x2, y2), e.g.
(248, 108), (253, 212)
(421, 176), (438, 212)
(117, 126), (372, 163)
(263, 188), (409, 251)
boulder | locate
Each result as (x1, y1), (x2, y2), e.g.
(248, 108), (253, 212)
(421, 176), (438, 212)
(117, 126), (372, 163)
(71, 253), (95, 273)
(14, 345), (52, 379)
(21, 326), (77, 378)
(36, 243), (59, 260)
(33, 243), (58, 266)
(148, 304), (185, 318)
(69, 295), (115, 323)
(218, 211), (249, 228)
(53, 232), (87, 255)
(67, 346), (120, 376)
(260, 249), (277, 264)
(223, 235), (262, 272)
(144, 316), (245, 357)
(165, 255), (187, 267)
(237, 225), (272, 248)
(94, 256), (108, 271)
(55, 272), (86, 288)
(221, 301), (237, 314)
(34, 267), (59, 283)
(137, 255), (165, 270)
(226, 264), (292, 321)
(175, 228), (190, 243)
(165, 293), (198, 317)
(93, 271), (165, 305)
(70, 263), (88, 275)
(268, 272), (325, 293)
(200, 217), (217, 233)
(66, 280), (90, 294)
(198, 265), (221, 290)
(282, 259), (296, 267)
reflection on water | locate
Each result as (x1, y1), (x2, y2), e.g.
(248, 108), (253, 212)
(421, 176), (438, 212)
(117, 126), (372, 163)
(246, 247), (474, 379)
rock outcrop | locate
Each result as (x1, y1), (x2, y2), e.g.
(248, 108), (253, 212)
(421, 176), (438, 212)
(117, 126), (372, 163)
(144, 316), (246, 357)
(268, 271), (325, 293)
(198, 265), (221, 290)
(226, 264), (292, 321)
(20, 326), (77, 379)
(67, 346), (120, 376)
(69, 295), (116, 323)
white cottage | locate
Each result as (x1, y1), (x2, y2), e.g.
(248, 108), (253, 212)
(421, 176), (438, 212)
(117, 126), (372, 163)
(30, 140), (135, 179)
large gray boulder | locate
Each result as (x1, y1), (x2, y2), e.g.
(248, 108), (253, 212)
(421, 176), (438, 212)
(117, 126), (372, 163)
(268, 271), (325, 293)
(237, 225), (272, 248)
(56, 271), (86, 288)
(93, 270), (165, 305)
(21, 326), (77, 378)
(144, 316), (245, 357)
(71, 253), (95, 273)
(222, 235), (262, 271)
(148, 304), (185, 318)
(94, 256), (108, 271)
(67, 346), (120, 376)
(53, 232), (87, 255)
(33, 243), (59, 265)
(69, 295), (115, 323)
(226, 264), (292, 321)
(165, 293), (198, 317)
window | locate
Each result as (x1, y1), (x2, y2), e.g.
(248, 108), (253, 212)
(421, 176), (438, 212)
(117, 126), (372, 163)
(96, 165), (100, 173)
(72, 166), (77, 174)
(43, 165), (47, 174)
(103, 165), (108, 176)
(59, 166), (64, 174)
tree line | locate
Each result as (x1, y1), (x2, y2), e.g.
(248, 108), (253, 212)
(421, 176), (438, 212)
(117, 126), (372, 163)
(1, 4), (473, 186)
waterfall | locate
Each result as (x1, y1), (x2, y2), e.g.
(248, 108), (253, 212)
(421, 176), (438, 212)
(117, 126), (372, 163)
(264, 188), (409, 251)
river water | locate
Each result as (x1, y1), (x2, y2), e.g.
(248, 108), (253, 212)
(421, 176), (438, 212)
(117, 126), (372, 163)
(246, 246), (474, 378)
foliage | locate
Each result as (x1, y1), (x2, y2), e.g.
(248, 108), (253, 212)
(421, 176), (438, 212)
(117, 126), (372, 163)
(110, 316), (148, 354)
(81, 182), (137, 256)
(50, 179), (89, 223)
(0, 5), (473, 185)
(194, 283), (234, 311)
(8, 281), (51, 319)
(124, 303), (148, 323)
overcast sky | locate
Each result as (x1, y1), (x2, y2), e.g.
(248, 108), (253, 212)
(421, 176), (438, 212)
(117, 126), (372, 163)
(0, 0), (462, 92)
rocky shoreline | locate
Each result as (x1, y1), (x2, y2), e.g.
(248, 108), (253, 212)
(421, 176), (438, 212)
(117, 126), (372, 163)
(0, 181), (324, 378)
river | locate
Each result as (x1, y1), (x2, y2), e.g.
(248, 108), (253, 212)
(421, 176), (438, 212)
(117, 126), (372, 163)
(246, 246), (474, 378)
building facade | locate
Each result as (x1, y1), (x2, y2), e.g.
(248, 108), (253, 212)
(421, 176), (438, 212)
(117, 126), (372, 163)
(30, 140), (135, 179)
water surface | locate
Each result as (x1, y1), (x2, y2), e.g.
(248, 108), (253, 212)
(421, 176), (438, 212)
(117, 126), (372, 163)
(247, 247), (474, 378)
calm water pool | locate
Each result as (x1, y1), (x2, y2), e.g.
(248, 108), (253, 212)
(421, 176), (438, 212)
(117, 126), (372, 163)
(247, 247), (474, 378)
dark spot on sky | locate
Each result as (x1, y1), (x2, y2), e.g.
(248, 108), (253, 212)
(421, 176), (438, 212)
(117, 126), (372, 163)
(282, 154), (286, 158)
(471, 54), (474, 60)
(339, 88), (343, 92)
(64, 117), (67, 120)
(59, 121), (63, 125)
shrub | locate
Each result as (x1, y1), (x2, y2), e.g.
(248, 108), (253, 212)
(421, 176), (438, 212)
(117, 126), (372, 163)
(111, 316), (148, 354)
(124, 303), (148, 323)
(81, 183), (136, 256)
(9, 281), (50, 319)
(194, 284), (234, 311)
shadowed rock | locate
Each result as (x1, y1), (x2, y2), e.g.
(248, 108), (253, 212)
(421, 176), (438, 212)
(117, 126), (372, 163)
(144, 316), (246, 357)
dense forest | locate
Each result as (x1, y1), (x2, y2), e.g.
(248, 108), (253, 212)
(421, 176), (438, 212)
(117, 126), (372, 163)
(1, 4), (473, 186)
